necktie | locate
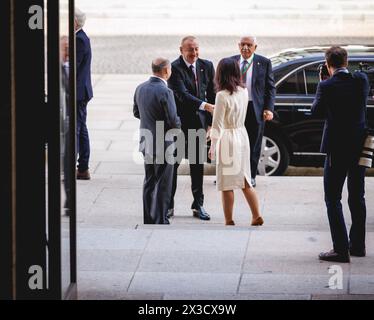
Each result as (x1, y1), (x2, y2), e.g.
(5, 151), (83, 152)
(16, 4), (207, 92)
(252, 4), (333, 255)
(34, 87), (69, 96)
(241, 60), (249, 84)
(189, 65), (199, 95)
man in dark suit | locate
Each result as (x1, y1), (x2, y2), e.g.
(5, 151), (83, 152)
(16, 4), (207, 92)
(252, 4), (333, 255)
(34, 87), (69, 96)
(134, 58), (181, 224)
(167, 36), (216, 220)
(75, 8), (93, 180)
(231, 36), (276, 187)
(312, 46), (370, 263)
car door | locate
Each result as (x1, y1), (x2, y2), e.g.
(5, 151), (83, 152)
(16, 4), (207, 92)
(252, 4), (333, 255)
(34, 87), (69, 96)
(274, 67), (307, 130)
(288, 60), (325, 156)
(355, 60), (374, 129)
(275, 60), (325, 156)
(295, 59), (374, 155)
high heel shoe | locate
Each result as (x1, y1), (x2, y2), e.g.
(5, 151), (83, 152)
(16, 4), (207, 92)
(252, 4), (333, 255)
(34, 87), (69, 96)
(251, 216), (264, 226)
(225, 220), (235, 226)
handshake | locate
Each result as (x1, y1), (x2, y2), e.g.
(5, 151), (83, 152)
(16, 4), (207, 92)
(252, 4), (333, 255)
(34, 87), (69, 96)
(204, 103), (215, 114)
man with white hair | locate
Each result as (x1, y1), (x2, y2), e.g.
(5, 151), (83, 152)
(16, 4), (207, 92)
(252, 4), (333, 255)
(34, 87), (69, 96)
(230, 36), (275, 187)
(75, 7), (93, 180)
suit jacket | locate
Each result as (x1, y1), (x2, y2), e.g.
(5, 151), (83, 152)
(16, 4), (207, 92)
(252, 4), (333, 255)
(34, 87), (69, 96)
(76, 29), (93, 102)
(311, 71), (369, 158)
(231, 54), (276, 123)
(167, 56), (215, 132)
(133, 77), (181, 158)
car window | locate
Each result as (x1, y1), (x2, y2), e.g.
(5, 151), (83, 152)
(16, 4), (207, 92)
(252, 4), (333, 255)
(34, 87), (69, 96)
(274, 65), (296, 84)
(304, 61), (374, 95)
(304, 64), (321, 95)
(351, 61), (374, 98)
(347, 61), (361, 73)
(277, 70), (306, 95)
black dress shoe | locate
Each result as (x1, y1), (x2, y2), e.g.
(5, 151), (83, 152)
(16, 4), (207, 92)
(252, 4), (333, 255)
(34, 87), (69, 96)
(319, 249), (350, 263)
(192, 206), (211, 221)
(166, 208), (174, 219)
(350, 248), (366, 257)
(251, 178), (256, 188)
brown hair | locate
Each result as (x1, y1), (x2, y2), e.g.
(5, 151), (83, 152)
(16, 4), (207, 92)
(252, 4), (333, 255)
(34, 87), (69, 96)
(325, 46), (348, 69)
(215, 58), (245, 95)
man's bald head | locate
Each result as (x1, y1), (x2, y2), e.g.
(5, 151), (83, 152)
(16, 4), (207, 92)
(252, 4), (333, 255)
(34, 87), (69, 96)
(151, 58), (172, 80)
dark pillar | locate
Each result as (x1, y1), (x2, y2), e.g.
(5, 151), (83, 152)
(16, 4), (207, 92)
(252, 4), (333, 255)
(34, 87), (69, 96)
(0, 0), (14, 300)
(13, 0), (47, 299)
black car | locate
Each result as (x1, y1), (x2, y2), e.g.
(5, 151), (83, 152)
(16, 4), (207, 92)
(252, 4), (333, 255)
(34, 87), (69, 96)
(259, 45), (374, 176)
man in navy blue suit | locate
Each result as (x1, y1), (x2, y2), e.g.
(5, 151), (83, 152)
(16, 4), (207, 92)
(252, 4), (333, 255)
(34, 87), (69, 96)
(167, 36), (216, 220)
(75, 8), (93, 180)
(312, 46), (370, 263)
(230, 36), (276, 187)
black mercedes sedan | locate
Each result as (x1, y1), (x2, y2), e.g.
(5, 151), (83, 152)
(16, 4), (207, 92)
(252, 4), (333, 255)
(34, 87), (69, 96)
(259, 45), (374, 176)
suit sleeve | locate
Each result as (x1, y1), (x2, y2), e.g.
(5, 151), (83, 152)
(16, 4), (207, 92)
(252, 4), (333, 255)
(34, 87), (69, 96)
(358, 72), (370, 125)
(161, 90), (181, 129)
(168, 65), (204, 112)
(76, 36), (85, 69)
(361, 72), (370, 98)
(133, 88), (140, 119)
(264, 59), (276, 112)
(311, 82), (327, 118)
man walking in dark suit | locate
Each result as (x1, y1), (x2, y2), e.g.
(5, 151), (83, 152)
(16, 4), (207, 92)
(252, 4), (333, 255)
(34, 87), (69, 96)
(75, 8), (93, 180)
(134, 58), (181, 224)
(167, 36), (216, 220)
(231, 36), (276, 187)
(312, 46), (370, 263)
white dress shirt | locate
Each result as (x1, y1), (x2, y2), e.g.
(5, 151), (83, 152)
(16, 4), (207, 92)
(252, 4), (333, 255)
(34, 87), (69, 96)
(182, 57), (206, 111)
(240, 54), (255, 101)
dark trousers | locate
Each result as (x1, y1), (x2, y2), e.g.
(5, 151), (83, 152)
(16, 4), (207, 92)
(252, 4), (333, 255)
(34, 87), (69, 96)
(245, 101), (265, 179)
(77, 100), (90, 172)
(170, 135), (205, 210)
(170, 162), (204, 210)
(324, 156), (366, 254)
(143, 159), (174, 224)
(63, 120), (72, 210)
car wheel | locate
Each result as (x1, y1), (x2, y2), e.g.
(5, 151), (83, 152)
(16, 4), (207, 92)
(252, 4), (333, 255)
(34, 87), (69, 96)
(257, 131), (289, 176)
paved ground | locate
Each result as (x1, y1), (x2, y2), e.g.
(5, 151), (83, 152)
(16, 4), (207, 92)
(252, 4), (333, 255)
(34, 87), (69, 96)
(76, 74), (374, 300)
(90, 36), (374, 74)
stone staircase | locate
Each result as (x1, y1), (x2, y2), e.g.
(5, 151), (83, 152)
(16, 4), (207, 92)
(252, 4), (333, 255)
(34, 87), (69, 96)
(75, 0), (374, 36)
(76, 0), (374, 19)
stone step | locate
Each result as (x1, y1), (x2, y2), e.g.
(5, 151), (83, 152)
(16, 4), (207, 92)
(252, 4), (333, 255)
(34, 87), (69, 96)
(76, 0), (374, 18)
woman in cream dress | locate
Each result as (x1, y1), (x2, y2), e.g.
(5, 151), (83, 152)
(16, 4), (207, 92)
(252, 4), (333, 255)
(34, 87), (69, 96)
(209, 58), (263, 226)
